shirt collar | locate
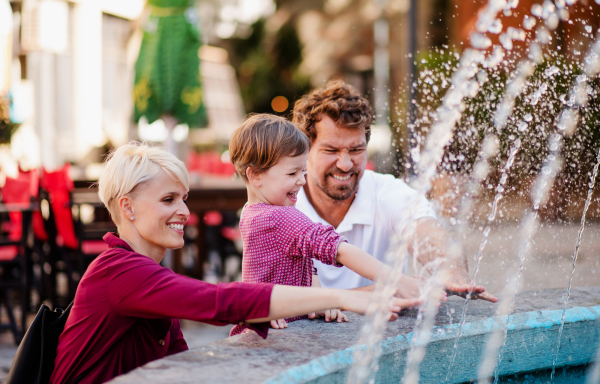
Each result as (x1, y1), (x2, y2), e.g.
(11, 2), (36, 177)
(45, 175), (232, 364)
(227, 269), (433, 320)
(103, 232), (134, 252)
(297, 170), (376, 232)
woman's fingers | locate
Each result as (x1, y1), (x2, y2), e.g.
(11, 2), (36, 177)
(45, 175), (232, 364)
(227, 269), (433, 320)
(270, 319), (279, 329)
(308, 312), (316, 319)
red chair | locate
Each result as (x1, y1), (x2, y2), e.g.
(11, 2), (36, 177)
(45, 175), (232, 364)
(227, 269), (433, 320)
(40, 164), (110, 301)
(0, 169), (40, 343)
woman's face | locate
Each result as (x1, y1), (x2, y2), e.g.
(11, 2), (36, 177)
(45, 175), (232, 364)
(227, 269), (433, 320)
(129, 170), (190, 252)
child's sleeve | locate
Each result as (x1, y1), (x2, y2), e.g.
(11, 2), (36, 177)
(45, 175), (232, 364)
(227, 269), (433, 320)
(273, 207), (346, 267)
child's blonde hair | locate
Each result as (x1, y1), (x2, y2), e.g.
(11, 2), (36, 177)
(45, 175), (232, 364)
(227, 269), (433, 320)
(229, 114), (310, 183)
(98, 141), (189, 225)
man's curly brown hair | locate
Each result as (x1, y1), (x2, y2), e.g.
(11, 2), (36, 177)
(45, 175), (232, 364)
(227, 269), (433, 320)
(292, 79), (374, 143)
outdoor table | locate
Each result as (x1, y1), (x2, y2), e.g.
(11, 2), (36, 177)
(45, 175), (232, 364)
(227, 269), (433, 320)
(72, 177), (248, 279)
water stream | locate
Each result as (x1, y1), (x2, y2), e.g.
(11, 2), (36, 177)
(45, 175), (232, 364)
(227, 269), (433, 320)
(549, 33), (600, 381)
(549, 144), (600, 381)
(445, 139), (521, 383)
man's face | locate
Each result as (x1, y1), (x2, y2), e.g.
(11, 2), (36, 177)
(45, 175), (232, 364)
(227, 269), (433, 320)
(307, 115), (368, 201)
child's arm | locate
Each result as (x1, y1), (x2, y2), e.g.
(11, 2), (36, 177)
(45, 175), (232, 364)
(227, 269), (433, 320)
(308, 275), (348, 323)
(336, 243), (446, 302)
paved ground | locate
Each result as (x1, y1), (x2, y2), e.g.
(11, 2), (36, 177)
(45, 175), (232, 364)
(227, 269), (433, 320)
(0, 221), (598, 382)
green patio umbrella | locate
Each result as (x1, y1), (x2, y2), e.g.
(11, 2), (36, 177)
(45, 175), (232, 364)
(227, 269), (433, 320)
(133, 0), (207, 137)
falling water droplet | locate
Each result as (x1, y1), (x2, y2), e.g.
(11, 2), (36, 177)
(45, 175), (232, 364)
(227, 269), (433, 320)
(524, 113), (533, 122)
(542, 0), (556, 18)
(557, 109), (579, 136)
(544, 65), (560, 77)
(523, 15), (536, 30)
(546, 13), (559, 30)
(529, 42), (544, 64)
(531, 3), (543, 17)
(500, 33), (513, 50)
(507, 27), (526, 41)
(489, 19), (503, 34)
(558, 8), (569, 21)
(518, 122), (528, 132)
(585, 25), (593, 34)
(536, 27), (551, 45)
(470, 32), (493, 49)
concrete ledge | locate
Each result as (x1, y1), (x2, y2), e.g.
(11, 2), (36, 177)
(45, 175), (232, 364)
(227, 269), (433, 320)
(109, 287), (600, 384)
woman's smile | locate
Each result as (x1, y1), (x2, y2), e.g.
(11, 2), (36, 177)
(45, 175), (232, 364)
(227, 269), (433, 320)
(167, 222), (185, 233)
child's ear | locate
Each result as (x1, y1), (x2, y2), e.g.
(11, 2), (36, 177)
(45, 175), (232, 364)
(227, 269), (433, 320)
(246, 167), (262, 187)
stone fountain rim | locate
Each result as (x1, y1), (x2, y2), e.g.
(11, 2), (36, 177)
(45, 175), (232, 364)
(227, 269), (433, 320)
(266, 305), (600, 384)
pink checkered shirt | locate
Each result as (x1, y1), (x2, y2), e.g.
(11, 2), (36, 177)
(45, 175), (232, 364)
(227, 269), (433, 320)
(230, 203), (346, 336)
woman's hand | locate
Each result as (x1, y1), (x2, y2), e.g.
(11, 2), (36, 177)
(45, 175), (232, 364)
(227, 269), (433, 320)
(308, 309), (349, 323)
(339, 290), (422, 321)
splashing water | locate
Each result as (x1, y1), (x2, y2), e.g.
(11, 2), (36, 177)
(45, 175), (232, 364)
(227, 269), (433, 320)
(444, 139), (521, 383)
(346, 239), (410, 384)
(345, 0), (600, 382)
(484, 30), (600, 382)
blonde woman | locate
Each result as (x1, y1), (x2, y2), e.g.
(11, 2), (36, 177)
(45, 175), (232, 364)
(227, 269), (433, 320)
(49, 142), (418, 384)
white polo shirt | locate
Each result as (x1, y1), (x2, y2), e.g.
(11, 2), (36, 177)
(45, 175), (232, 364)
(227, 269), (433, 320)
(295, 170), (436, 289)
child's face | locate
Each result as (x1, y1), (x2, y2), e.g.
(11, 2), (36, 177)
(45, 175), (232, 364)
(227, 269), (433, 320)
(257, 152), (308, 206)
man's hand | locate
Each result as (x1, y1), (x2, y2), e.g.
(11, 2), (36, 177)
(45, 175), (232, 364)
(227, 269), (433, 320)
(438, 267), (498, 303)
(404, 217), (498, 303)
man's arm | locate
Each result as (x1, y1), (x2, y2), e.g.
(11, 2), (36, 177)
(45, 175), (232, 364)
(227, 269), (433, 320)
(402, 217), (498, 302)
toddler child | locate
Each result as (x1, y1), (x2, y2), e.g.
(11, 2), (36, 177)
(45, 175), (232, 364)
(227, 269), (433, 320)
(228, 114), (438, 336)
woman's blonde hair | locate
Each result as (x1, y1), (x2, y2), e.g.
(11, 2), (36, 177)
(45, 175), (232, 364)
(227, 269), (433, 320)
(98, 141), (189, 224)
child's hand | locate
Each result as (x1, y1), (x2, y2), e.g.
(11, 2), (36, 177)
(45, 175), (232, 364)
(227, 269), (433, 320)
(308, 309), (349, 323)
(270, 319), (288, 329)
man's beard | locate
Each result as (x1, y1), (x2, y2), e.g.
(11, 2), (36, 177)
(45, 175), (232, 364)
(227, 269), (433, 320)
(316, 167), (360, 201)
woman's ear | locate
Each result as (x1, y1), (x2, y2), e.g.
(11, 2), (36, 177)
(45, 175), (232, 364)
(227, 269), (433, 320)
(246, 167), (262, 187)
(118, 195), (135, 222)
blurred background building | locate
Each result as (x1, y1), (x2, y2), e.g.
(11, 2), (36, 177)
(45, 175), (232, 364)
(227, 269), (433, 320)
(1, 0), (599, 178)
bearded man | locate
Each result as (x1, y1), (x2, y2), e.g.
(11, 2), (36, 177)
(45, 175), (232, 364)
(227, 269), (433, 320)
(292, 80), (497, 302)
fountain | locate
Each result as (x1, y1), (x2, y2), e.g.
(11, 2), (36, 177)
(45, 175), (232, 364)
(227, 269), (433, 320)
(108, 0), (600, 383)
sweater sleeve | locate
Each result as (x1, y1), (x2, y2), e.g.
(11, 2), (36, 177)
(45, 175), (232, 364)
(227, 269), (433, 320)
(274, 207), (345, 267)
(106, 256), (274, 338)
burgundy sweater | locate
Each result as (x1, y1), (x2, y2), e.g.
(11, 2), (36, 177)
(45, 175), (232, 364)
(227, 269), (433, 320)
(50, 233), (273, 384)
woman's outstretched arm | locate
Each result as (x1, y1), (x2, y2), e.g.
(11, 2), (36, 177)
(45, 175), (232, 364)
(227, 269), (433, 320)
(247, 285), (421, 323)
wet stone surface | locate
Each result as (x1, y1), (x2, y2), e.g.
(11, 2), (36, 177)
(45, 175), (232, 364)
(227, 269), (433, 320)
(109, 286), (600, 384)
